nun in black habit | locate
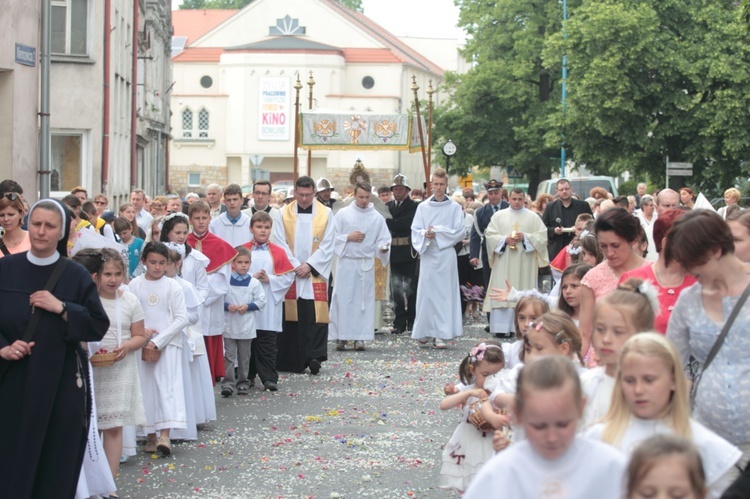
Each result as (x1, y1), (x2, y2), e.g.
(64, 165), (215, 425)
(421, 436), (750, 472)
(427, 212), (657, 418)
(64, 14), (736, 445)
(0, 199), (109, 498)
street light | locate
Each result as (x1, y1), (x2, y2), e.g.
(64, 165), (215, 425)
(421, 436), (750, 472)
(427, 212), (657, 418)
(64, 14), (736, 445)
(560, 0), (568, 178)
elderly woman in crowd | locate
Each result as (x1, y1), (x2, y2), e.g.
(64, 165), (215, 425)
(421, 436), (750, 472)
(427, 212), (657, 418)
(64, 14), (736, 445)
(718, 187), (742, 220)
(0, 199), (109, 497)
(666, 209), (750, 479)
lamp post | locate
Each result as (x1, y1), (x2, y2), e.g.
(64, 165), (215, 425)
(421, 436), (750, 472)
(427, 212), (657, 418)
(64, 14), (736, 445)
(560, 0), (568, 178)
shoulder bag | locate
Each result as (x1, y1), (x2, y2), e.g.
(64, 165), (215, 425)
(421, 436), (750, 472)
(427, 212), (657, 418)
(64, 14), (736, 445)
(0, 258), (68, 384)
(690, 282), (750, 410)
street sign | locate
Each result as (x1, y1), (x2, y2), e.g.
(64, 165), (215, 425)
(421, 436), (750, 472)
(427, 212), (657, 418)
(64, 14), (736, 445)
(667, 162), (693, 176)
(506, 166), (523, 179)
(667, 169), (693, 176)
(15, 44), (36, 67)
(459, 174), (473, 188)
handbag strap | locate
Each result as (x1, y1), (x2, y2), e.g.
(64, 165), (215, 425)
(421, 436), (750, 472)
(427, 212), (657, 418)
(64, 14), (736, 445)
(702, 281), (750, 374)
(0, 240), (10, 256)
(22, 258), (69, 343)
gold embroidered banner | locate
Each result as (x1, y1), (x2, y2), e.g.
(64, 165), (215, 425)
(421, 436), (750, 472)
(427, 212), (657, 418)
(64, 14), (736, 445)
(299, 111), (425, 151)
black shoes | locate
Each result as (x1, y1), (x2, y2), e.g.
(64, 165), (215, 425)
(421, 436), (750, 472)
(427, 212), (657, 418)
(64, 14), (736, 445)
(309, 359), (321, 375)
(264, 381), (278, 392)
(221, 387), (233, 397)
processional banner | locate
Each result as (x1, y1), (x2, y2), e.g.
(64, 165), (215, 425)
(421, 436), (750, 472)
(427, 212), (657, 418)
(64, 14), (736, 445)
(299, 111), (425, 151)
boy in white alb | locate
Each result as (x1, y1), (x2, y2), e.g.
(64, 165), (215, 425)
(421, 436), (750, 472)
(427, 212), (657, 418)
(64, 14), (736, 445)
(221, 246), (266, 397)
(186, 201), (237, 384)
(242, 211), (295, 391)
(209, 183), (252, 247)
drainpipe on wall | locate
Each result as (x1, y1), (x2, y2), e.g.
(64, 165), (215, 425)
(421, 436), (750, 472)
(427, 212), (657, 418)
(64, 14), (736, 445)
(130, 0), (139, 191)
(39, 0), (51, 199)
(101, 0), (111, 195)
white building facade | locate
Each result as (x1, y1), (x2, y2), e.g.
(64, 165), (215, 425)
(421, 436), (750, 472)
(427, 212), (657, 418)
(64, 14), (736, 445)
(170, 0), (453, 194)
(0, 0), (172, 204)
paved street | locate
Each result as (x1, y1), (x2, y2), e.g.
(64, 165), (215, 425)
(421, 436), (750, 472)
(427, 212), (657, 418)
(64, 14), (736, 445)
(116, 322), (494, 498)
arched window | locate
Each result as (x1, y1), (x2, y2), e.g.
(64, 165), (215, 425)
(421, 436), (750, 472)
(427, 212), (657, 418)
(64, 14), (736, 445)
(182, 108), (193, 138)
(198, 108), (209, 138)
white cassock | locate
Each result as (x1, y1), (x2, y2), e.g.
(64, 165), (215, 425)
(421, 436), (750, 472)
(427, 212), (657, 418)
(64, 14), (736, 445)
(249, 247), (295, 332)
(329, 202), (391, 341)
(271, 203), (335, 299)
(464, 437), (627, 499)
(483, 207), (548, 334)
(586, 419), (741, 498)
(209, 212), (252, 247)
(410, 197), (465, 340)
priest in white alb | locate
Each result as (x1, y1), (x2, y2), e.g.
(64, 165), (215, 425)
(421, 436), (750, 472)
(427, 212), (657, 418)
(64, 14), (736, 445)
(271, 176), (335, 375)
(329, 182), (391, 351)
(483, 188), (549, 336)
(410, 168), (465, 349)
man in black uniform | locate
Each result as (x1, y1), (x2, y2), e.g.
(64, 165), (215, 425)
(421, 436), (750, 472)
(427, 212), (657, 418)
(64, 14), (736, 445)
(316, 178), (337, 209)
(385, 174), (419, 335)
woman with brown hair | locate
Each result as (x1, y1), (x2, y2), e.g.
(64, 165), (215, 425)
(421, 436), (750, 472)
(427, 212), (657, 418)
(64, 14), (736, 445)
(0, 193), (29, 257)
(578, 208), (645, 364)
(666, 209), (750, 479)
(679, 187), (695, 209)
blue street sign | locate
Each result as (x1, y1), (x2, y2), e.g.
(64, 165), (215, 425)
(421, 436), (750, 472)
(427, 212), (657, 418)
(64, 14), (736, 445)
(15, 44), (36, 67)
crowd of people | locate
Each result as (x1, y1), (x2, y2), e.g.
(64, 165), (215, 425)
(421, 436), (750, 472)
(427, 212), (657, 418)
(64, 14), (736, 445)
(1, 173), (750, 498)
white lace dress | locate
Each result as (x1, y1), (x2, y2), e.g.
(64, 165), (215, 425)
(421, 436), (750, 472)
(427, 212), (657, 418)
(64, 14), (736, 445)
(92, 290), (147, 430)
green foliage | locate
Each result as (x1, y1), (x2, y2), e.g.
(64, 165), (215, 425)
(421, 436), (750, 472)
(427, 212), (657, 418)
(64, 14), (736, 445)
(544, 0), (750, 197)
(433, 0), (576, 191)
(179, 0), (362, 11)
(437, 0), (750, 199)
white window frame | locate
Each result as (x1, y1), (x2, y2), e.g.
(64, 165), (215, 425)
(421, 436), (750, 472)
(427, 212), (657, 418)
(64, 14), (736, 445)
(51, 0), (90, 56)
(182, 107), (193, 138)
(187, 172), (201, 187)
(198, 108), (210, 138)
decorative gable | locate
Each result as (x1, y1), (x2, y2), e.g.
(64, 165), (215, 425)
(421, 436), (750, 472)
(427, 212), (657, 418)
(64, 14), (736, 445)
(269, 15), (306, 36)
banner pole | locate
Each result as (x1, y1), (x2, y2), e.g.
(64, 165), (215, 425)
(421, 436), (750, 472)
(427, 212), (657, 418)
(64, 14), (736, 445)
(307, 71), (315, 177)
(412, 76), (430, 197)
(293, 74), (302, 182)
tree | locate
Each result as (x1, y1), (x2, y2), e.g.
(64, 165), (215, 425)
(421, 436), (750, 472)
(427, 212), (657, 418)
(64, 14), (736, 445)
(433, 0), (575, 193)
(179, 0), (363, 11)
(544, 0), (750, 194)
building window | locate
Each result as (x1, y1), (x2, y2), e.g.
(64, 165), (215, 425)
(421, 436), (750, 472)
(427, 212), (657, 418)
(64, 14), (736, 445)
(182, 108), (193, 138)
(198, 109), (210, 138)
(51, 133), (84, 192)
(188, 172), (201, 187)
(362, 76), (375, 90)
(51, 0), (89, 56)
(200, 75), (213, 89)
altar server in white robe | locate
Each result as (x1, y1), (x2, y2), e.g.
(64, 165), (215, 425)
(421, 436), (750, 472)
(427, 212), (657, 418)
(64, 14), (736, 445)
(410, 168), (465, 348)
(483, 188), (548, 336)
(329, 182), (391, 350)
(209, 183), (252, 247)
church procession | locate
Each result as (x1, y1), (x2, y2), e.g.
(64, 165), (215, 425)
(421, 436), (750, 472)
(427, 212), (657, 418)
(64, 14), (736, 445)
(3, 0), (750, 498)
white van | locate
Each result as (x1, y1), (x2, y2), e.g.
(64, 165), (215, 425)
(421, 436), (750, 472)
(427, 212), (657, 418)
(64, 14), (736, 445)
(536, 176), (618, 199)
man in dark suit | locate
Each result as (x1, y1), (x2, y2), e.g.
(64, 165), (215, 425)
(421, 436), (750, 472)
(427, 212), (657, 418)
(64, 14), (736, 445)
(542, 178), (593, 262)
(385, 174), (419, 334)
(470, 180), (509, 294)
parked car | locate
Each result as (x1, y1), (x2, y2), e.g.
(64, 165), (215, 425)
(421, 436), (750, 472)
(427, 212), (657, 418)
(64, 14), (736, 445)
(536, 176), (618, 199)
(272, 181), (294, 194)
